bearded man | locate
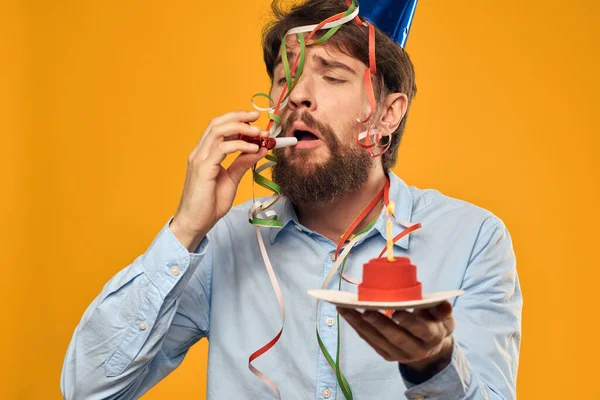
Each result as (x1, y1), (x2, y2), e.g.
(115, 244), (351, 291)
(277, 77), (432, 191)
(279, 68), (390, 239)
(61, 1), (522, 399)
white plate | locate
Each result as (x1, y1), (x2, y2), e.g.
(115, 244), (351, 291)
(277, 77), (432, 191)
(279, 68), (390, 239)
(307, 289), (465, 310)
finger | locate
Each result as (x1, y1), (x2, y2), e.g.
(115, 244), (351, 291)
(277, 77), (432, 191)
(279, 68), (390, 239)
(426, 301), (455, 337)
(199, 122), (265, 154)
(428, 301), (453, 321)
(227, 147), (268, 185)
(197, 110), (261, 149)
(224, 128), (271, 142)
(391, 310), (442, 345)
(338, 308), (410, 362)
(413, 301), (455, 339)
(414, 301), (451, 320)
(206, 140), (260, 166)
(338, 309), (396, 361)
(362, 310), (425, 355)
(215, 122), (266, 141)
(209, 110), (261, 127)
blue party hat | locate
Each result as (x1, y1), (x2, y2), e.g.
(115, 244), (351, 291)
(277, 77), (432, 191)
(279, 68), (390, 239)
(358, 0), (418, 49)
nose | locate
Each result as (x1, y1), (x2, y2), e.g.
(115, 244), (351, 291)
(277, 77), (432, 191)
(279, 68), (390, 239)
(287, 74), (316, 112)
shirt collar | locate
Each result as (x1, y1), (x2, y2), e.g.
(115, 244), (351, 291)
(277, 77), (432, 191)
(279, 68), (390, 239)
(268, 171), (415, 249)
(268, 197), (299, 244)
(372, 171), (415, 250)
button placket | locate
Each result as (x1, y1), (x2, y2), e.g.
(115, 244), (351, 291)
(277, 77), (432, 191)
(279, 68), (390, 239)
(317, 250), (341, 400)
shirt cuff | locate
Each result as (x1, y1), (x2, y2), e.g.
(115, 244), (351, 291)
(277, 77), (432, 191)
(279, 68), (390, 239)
(401, 339), (472, 400)
(140, 217), (209, 297)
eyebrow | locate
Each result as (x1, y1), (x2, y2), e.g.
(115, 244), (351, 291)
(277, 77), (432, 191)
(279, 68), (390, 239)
(273, 52), (357, 75)
(313, 54), (356, 75)
(273, 50), (297, 71)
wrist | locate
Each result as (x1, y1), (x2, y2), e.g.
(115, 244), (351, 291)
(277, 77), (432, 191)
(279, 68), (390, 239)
(169, 217), (206, 253)
(400, 336), (454, 384)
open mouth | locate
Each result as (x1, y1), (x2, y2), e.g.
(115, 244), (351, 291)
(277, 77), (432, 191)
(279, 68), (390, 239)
(293, 130), (320, 142)
(288, 120), (324, 150)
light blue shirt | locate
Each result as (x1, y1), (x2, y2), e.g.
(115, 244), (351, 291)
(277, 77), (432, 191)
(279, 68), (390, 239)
(61, 171), (522, 399)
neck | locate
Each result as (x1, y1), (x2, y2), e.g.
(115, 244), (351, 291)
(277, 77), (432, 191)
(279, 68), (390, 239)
(295, 169), (388, 244)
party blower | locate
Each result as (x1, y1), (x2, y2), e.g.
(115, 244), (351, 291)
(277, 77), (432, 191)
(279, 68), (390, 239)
(238, 134), (298, 149)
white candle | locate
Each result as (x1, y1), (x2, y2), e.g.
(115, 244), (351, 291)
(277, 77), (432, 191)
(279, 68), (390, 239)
(386, 202), (395, 261)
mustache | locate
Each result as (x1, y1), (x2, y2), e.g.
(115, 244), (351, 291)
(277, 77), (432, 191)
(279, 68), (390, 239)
(281, 112), (331, 141)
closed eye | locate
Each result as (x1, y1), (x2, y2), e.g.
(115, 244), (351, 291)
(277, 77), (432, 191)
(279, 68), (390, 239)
(277, 76), (345, 85)
(277, 76), (297, 86)
(324, 76), (346, 84)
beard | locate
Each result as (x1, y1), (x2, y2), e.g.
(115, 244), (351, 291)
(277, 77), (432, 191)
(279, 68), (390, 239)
(272, 111), (373, 205)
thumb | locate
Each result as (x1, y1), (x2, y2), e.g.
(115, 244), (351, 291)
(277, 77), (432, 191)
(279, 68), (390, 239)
(429, 300), (453, 321)
(227, 147), (268, 185)
(431, 301), (455, 336)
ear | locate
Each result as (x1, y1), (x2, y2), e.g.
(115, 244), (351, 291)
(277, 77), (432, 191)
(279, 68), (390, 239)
(379, 92), (408, 132)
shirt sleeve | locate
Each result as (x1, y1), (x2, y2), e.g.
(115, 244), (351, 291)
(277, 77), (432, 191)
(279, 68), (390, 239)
(60, 217), (213, 400)
(402, 217), (523, 400)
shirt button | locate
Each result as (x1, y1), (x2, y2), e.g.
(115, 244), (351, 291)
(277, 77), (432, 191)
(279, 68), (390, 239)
(322, 388), (332, 398)
(138, 321), (147, 330)
(413, 397), (425, 400)
(326, 317), (335, 327)
(330, 253), (336, 261)
(169, 265), (181, 276)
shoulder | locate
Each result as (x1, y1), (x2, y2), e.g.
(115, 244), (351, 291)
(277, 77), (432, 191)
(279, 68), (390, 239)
(409, 184), (506, 232)
(406, 184), (516, 279)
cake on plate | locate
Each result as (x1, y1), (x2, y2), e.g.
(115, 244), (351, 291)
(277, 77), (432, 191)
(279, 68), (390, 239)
(358, 257), (422, 301)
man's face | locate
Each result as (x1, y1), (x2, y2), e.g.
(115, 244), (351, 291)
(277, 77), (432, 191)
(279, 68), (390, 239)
(270, 37), (371, 169)
(270, 36), (375, 205)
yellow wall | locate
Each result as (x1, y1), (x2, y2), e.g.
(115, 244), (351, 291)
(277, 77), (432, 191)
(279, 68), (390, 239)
(3, 0), (599, 398)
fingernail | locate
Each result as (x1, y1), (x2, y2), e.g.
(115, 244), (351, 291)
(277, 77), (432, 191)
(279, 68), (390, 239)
(250, 125), (260, 132)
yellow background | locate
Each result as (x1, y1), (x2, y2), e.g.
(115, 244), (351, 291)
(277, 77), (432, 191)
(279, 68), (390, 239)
(2, 0), (598, 398)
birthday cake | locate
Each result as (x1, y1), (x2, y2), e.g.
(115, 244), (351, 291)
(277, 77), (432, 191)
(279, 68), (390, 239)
(358, 257), (422, 301)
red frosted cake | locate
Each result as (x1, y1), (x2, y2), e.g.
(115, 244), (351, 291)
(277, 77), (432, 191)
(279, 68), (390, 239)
(358, 257), (422, 301)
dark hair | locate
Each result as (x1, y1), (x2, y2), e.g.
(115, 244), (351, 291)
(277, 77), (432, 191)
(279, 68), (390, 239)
(262, 0), (417, 169)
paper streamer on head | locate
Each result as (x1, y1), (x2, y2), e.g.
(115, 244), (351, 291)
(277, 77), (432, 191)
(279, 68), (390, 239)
(245, 1), (420, 398)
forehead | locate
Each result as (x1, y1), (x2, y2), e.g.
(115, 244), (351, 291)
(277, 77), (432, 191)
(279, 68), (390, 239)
(277, 34), (364, 69)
